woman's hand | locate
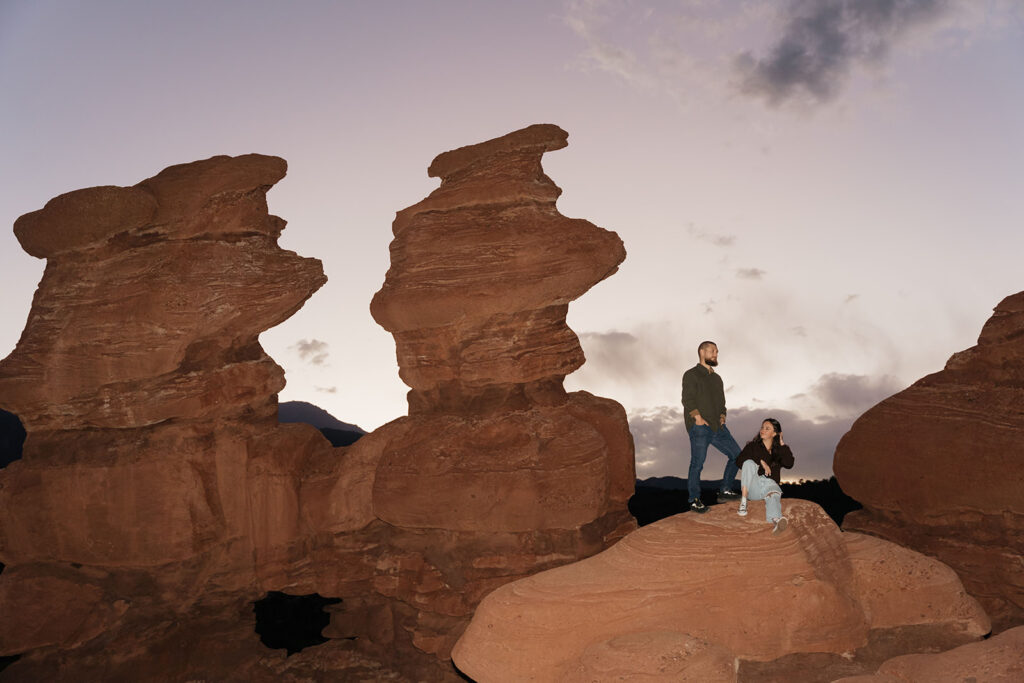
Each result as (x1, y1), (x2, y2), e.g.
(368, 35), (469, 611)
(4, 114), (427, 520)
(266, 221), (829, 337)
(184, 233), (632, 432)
(760, 459), (771, 477)
(779, 433), (785, 446)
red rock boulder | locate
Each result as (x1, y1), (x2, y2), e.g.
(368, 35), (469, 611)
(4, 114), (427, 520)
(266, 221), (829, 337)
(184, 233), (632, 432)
(834, 291), (1024, 631)
(452, 500), (989, 682)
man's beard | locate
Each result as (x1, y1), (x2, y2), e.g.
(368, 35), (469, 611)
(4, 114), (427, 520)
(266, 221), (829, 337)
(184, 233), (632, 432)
(706, 359), (718, 367)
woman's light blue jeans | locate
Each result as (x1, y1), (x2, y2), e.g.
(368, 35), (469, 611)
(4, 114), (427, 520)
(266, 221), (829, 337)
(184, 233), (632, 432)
(741, 459), (783, 522)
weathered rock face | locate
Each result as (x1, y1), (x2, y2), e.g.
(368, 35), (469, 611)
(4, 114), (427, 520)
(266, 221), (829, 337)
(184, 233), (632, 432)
(452, 500), (990, 682)
(834, 291), (1024, 632)
(0, 154), (361, 679)
(371, 123), (625, 416)
(0, 155), (329, 575)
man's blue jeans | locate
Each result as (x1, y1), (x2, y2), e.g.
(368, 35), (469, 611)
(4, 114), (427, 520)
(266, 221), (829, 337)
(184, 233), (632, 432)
(687, 423), (741, 502)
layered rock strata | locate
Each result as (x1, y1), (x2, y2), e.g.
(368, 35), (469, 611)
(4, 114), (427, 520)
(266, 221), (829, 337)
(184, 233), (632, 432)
(452, 500), (990, 682)
(834, 291), (1024, 631)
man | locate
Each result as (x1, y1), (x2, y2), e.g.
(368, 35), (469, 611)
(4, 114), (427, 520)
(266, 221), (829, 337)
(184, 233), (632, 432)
(681, 340), (741, 513)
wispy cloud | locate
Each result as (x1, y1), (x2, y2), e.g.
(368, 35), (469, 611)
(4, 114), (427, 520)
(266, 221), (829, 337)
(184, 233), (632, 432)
(563, 0), (657, 89)
(291, 338), (329, 365)
(736, 268), (766, 280)
(315, 385), (337, 393)
(688, 224), (736, 247)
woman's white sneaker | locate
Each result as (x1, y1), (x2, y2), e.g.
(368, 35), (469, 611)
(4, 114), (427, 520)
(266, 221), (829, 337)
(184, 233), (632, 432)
(737, 499), (748, 516)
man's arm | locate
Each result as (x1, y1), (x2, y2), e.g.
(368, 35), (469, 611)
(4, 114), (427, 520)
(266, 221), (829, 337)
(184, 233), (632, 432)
(681, 370), (708, 425)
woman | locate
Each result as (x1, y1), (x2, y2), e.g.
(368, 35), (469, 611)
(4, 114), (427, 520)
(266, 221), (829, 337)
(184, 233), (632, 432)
(735, 418), (794, 534)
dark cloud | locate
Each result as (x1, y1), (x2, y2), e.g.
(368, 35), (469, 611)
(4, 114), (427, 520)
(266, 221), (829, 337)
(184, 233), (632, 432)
(736, 268), (766, 280)
(803, 372), (904, 417)
(735, 0), (952, 105)
(291, 338), (329, 365)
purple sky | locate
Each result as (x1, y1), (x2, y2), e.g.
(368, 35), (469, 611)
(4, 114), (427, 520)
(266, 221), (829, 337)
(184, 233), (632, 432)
(2, 1), (1022, 481)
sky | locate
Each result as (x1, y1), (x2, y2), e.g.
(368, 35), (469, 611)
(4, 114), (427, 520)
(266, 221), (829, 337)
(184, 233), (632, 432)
(2, 0), (1022, 482)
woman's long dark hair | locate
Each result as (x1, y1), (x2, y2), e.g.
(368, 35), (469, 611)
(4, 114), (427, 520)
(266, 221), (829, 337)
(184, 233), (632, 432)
(746, 417), (783, 454)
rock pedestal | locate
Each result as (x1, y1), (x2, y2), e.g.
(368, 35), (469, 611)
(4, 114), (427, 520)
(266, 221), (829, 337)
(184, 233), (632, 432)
(452, 500), (990, 682)
(362, 123), (636, 666)
(834, 291), (1024, 631)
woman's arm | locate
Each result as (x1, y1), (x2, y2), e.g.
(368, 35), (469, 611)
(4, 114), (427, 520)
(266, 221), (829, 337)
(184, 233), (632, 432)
(736, 441), (757, 469)
(775, 444), (795, 470)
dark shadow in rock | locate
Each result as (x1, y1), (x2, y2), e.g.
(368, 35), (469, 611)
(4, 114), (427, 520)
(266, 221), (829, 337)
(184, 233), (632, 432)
(318, 426), (364, 447)
(0, 655), (21, 674)
(0, 409), (26, 468)
(253, 591), (342, 656)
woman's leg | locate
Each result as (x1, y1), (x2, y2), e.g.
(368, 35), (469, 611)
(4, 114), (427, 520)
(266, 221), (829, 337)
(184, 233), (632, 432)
(764, 479), (783, 522)
(740, 460), (758, 499)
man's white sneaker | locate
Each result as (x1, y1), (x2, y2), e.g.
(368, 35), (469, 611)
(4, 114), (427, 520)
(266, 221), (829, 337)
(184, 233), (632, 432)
(737, 499), (748, 516)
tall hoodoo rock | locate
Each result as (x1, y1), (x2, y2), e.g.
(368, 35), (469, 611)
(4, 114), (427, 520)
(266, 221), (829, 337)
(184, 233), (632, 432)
(834, 291), (1024, 632)
(371, 123), (625, 415)
(359, 124), (636, 668)
(0, 155), (338, 676)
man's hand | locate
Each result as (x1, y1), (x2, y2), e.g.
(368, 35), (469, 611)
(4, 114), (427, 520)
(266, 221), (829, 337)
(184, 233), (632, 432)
(693, 413), (708, 426)
(720, 414), (727, 426)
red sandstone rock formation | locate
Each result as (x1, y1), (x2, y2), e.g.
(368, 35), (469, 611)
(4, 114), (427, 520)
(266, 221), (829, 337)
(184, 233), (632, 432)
(0, 125), (635, 681)
(452, 500), (990, 682)
(358, 123), (636, 666)
(0, 155), (337, 676)
(834, 291), (1024, 632)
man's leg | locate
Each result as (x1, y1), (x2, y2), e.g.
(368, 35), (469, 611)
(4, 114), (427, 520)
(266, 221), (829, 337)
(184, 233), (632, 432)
(712, 425), (742, 496)
(687, 425), (711, 503)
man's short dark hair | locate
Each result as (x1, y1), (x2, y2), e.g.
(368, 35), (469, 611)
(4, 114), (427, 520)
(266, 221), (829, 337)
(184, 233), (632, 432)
(698, 340), (717, 355)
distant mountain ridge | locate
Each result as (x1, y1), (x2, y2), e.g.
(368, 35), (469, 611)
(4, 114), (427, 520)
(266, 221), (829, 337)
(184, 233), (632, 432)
(277, 401), (366, 434)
